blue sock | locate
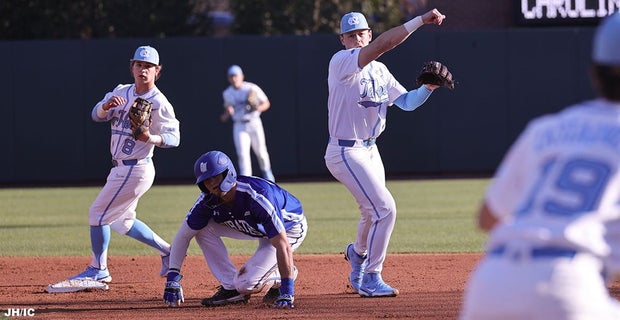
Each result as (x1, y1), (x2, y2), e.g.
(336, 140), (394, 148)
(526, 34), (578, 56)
(90, 225), (110, 269)
(125, 219), (169, 254)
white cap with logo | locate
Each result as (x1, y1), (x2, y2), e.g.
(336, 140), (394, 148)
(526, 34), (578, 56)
(593, 13), (620, 65)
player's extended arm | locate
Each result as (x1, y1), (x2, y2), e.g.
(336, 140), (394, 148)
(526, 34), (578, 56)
(163, 221), (199, 307)
(358, 8), (445, 68)
(269, 231), (295, 308)
(393, 85), (434, 111)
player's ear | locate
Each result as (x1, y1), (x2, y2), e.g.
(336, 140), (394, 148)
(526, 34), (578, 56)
(155, 65), (163, 81)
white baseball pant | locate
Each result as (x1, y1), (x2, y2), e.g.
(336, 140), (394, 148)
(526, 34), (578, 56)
(195, 217), (307, 294)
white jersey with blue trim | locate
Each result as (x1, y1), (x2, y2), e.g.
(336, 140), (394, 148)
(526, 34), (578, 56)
(185, 176), (304, 239)
(91, 84), (180, 161)
(222, 81), (268, 123)
(327, 48), (407, 140)
(484, 98), (620, 275)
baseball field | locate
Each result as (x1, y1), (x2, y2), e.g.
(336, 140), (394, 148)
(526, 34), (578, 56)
(1, 179), (618, 319)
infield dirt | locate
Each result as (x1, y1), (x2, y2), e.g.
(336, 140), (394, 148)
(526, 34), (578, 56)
(1, 254), (618, 319)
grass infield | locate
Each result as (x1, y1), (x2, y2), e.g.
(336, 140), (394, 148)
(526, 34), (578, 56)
(0, 178), (489, 256)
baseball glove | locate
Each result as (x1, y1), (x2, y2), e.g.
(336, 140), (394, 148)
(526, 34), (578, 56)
(128, 97), (153, 140)
(246, 89), (259, 111)
(416, 61), (455, 90)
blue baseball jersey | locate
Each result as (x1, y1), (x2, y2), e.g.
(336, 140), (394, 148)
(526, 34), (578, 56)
(185, 176), (304, 239)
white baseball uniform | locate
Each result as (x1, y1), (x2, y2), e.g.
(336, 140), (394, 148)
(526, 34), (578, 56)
(460, 99), (620, 320)
(91, 84), (180, 232)
(324, 47), (421, 274)
(87, 83), (180, 272)
(222, 82), (274, 181)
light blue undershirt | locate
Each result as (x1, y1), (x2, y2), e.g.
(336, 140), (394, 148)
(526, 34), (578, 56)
(393, 85), (433, 111)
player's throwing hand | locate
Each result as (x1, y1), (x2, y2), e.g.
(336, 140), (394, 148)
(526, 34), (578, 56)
(422, 8), (446, 25)
(102, 96), (126, 111)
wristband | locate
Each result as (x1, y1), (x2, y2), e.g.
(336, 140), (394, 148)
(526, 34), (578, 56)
(404, 16), (423, 33)
(280, 278), (294, 296)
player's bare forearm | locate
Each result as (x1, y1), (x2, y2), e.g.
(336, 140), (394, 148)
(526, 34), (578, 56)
(359, 26), (410, 67)
(270, 233), (294, 279)
(169, 222), (197, 271)
(359, 8), (445, 68)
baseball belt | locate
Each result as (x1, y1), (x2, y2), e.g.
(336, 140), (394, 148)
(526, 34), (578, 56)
(112, 157), (151, 167)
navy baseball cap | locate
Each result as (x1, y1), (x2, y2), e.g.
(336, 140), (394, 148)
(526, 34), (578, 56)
(593, 13), (620, 65)
(130, 46), (159, 65)
(228, 65), (243, 76)
(340, 12), (370, 34)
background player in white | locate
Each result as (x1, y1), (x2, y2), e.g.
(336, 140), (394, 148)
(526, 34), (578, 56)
(162, 151), (306, 309)
(220, 65), (275, 182)
(62, 45), (180, 285)
(459, 13), (620, 320)
(324, 9), (446, 297)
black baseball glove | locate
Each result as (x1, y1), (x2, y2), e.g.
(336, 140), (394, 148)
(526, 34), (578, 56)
(416, 61), (455, 90)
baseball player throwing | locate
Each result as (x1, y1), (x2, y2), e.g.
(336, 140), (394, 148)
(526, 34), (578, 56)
(460, 13), (620, 320)
(324, 9), (446, 297)
(162, 151), (307, 309)
(220, 65), (275, 182)
(60, 46), (180, 288)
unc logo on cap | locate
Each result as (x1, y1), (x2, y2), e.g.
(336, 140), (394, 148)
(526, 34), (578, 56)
(348, 16), (360, 26)
(130, 45), (160, 65)
(139, 49), (150, 58)
(340, 12), (370, 34)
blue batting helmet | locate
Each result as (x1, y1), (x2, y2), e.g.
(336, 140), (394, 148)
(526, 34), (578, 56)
(194, 151), (237, 193)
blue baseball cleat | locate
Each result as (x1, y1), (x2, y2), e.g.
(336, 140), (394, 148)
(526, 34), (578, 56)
(359, 273), (399, 297)
(69, 265), (112, 283)
(344, 243), (367, 292)
(160, 254), (170, 277)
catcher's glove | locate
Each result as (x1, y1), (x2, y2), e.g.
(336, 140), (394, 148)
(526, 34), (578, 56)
(128, 97), (153, 140)
(245, 89), (259, 111)
(416, 61), (455, 90)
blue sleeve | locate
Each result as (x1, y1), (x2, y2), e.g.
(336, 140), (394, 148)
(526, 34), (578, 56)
(393, 85), (433, 111)
(186, 194), (214, 230)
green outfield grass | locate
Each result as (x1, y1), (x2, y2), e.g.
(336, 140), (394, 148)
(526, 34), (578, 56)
(0, 178), (490, 256)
